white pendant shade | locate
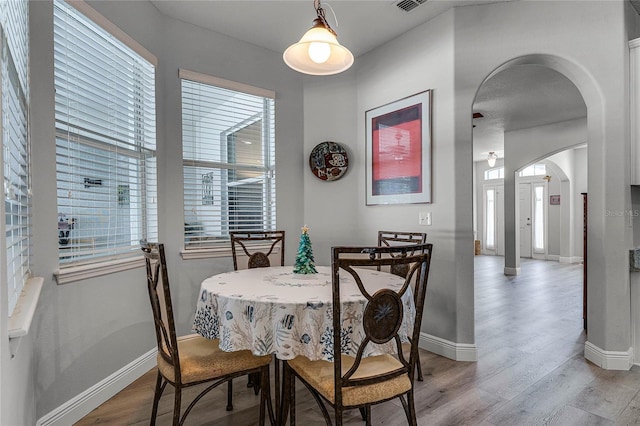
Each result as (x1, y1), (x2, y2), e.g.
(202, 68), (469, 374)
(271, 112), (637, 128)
(283, 22), (354, 75)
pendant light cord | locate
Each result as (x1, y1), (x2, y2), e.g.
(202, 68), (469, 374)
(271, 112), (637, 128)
(314, 0), (337, 36)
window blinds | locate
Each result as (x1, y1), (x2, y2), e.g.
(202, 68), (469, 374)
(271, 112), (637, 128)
(1, 0), (29, 314)
(54, 0), (157, 265)
(181, 76), (275, 247)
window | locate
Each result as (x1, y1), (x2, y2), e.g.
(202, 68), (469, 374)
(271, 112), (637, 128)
(54, 1), (157, 267)
(1, 0), (29, 313)
(484, 167), (504, 180)
(485, 188), (495, 250)
(181, 71), (275, 248)
(519, 163), (546, 177)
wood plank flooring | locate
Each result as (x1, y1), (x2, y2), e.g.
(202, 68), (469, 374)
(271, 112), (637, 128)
(75, 256), (640, 425)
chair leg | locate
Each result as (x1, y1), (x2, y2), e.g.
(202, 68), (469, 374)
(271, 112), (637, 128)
(252, 372), (262, 395)
(359, 406), (371, 424)
(150, 371), (163, 426)
(260, 366), (275, 426)
(416, 352), (424, 381)
(226, 380), (233, 411)
(173, 386), (182, 426)
(407, 391), (417, 426)
(359, 407), (367, 421)
(288, 365), (296, 426)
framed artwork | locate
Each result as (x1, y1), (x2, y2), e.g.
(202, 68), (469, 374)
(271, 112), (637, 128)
(365, 90), (432, 205)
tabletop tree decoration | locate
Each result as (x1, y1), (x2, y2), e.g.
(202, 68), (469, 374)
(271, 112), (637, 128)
(293, 225), (317, 274)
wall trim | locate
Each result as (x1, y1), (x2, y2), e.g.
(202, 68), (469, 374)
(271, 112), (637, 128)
(419, 332), (477, 362)
(36, 348), (156, 426)
(584, 341), (633, 370)
(546, 254), (560, 262)
(504, 267), (521, 276)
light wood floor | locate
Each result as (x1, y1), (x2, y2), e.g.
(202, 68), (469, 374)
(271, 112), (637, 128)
(75, 256), (640, 425)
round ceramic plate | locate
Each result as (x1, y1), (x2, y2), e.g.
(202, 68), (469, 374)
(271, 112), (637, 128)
(309, 141), (349, 181)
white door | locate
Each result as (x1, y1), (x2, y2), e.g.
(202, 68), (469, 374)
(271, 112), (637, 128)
(531, 182), (547, 259)
(519, 183), (532, 258)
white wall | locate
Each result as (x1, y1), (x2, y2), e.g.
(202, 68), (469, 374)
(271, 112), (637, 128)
(29, 0), (305, 419)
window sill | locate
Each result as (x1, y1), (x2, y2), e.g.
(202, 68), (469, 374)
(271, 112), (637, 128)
(54, 256), (145, 285)
(181, 242), (281, 260)
(181, 245), (232, 260)
(8, 277), (44, 357)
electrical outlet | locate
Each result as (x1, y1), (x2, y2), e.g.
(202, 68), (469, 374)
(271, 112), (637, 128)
(419, 211), (432, 226)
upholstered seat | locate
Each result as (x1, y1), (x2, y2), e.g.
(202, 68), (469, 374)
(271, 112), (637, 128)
(156, 334), (272, 384)
(287, 354), (411, 407)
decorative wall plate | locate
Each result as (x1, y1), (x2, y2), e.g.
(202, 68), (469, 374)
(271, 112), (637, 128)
(309, 141), (349, 181)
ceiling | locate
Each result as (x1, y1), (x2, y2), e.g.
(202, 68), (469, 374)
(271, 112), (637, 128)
(149, 0), (588, 162)
(473, 65), (587, 162)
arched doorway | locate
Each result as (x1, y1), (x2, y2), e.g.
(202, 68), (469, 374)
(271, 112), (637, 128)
(470, 56), (600, 364)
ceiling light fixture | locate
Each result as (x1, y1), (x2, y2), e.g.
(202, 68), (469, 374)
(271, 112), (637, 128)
(487, 151), (498, 167)
(283, 0), (354, 76)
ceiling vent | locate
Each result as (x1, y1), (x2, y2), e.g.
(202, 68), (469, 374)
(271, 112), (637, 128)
(395, 0), (428, 13)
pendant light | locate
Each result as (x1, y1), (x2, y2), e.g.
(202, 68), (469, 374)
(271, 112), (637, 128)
(283, 0), (354, 76)
(487, 152), (498, 167)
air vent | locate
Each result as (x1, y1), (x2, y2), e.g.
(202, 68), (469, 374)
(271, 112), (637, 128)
(395, 0), (427, 13)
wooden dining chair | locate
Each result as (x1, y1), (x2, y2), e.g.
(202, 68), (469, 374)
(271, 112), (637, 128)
(140, 240), (275, 425)
(282, 243), (433, 426)
(377, 230), (428, 381)
(230, 230), (285, 270)
(228, 231), (285, 401)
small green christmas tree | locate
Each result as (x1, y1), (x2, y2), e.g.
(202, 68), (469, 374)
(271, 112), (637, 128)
(293, 225), (317, 274)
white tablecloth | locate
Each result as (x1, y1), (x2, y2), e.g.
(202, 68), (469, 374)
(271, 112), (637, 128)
(193, 265), (415, 361)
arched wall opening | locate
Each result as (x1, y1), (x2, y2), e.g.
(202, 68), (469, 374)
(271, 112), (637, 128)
(468, 52), (622, 365)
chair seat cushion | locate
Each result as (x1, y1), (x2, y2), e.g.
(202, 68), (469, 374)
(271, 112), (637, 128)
(287, 354), (412, 407)
(157, 334), (272, 385)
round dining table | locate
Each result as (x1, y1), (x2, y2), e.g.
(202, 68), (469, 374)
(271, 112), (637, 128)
(192, 265), (416, 362)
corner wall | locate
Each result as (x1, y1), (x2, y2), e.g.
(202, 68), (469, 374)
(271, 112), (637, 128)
(30, 0), (305, 419)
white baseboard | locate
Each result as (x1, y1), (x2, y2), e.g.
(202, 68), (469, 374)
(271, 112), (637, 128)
(584, 341), (633, 370)
(419, 332), (477, 362)
(36, 348), (156, 426)
(559, 256), (583, 264)
(547, 255), (560, 262)
(504, 267), (520, 276)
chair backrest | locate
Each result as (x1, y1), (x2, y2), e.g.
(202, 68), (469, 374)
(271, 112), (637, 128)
(230, 231), (285, 270)
(377, 231), (427, 277)
(140, 241), (181, 380)
(330, 243), (433, 406)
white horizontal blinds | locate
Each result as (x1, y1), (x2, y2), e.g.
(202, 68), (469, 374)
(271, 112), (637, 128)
(1, 0), (29, 314)
(182, 77), (275, 248)
(54, 0), (157, 265)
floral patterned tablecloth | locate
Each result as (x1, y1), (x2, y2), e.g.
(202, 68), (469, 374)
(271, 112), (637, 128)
(193, 266), (415, 362)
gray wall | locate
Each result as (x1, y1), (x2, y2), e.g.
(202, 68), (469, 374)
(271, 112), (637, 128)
(29, 0), (304, 418)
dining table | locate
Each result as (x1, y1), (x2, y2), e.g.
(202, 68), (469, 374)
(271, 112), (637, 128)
(192, 265), (417, 421)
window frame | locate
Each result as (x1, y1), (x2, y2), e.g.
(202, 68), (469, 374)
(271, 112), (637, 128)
(52, 0), (158, 284)
(178, 69), (276, 259)
(1, 0), (30, 315)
